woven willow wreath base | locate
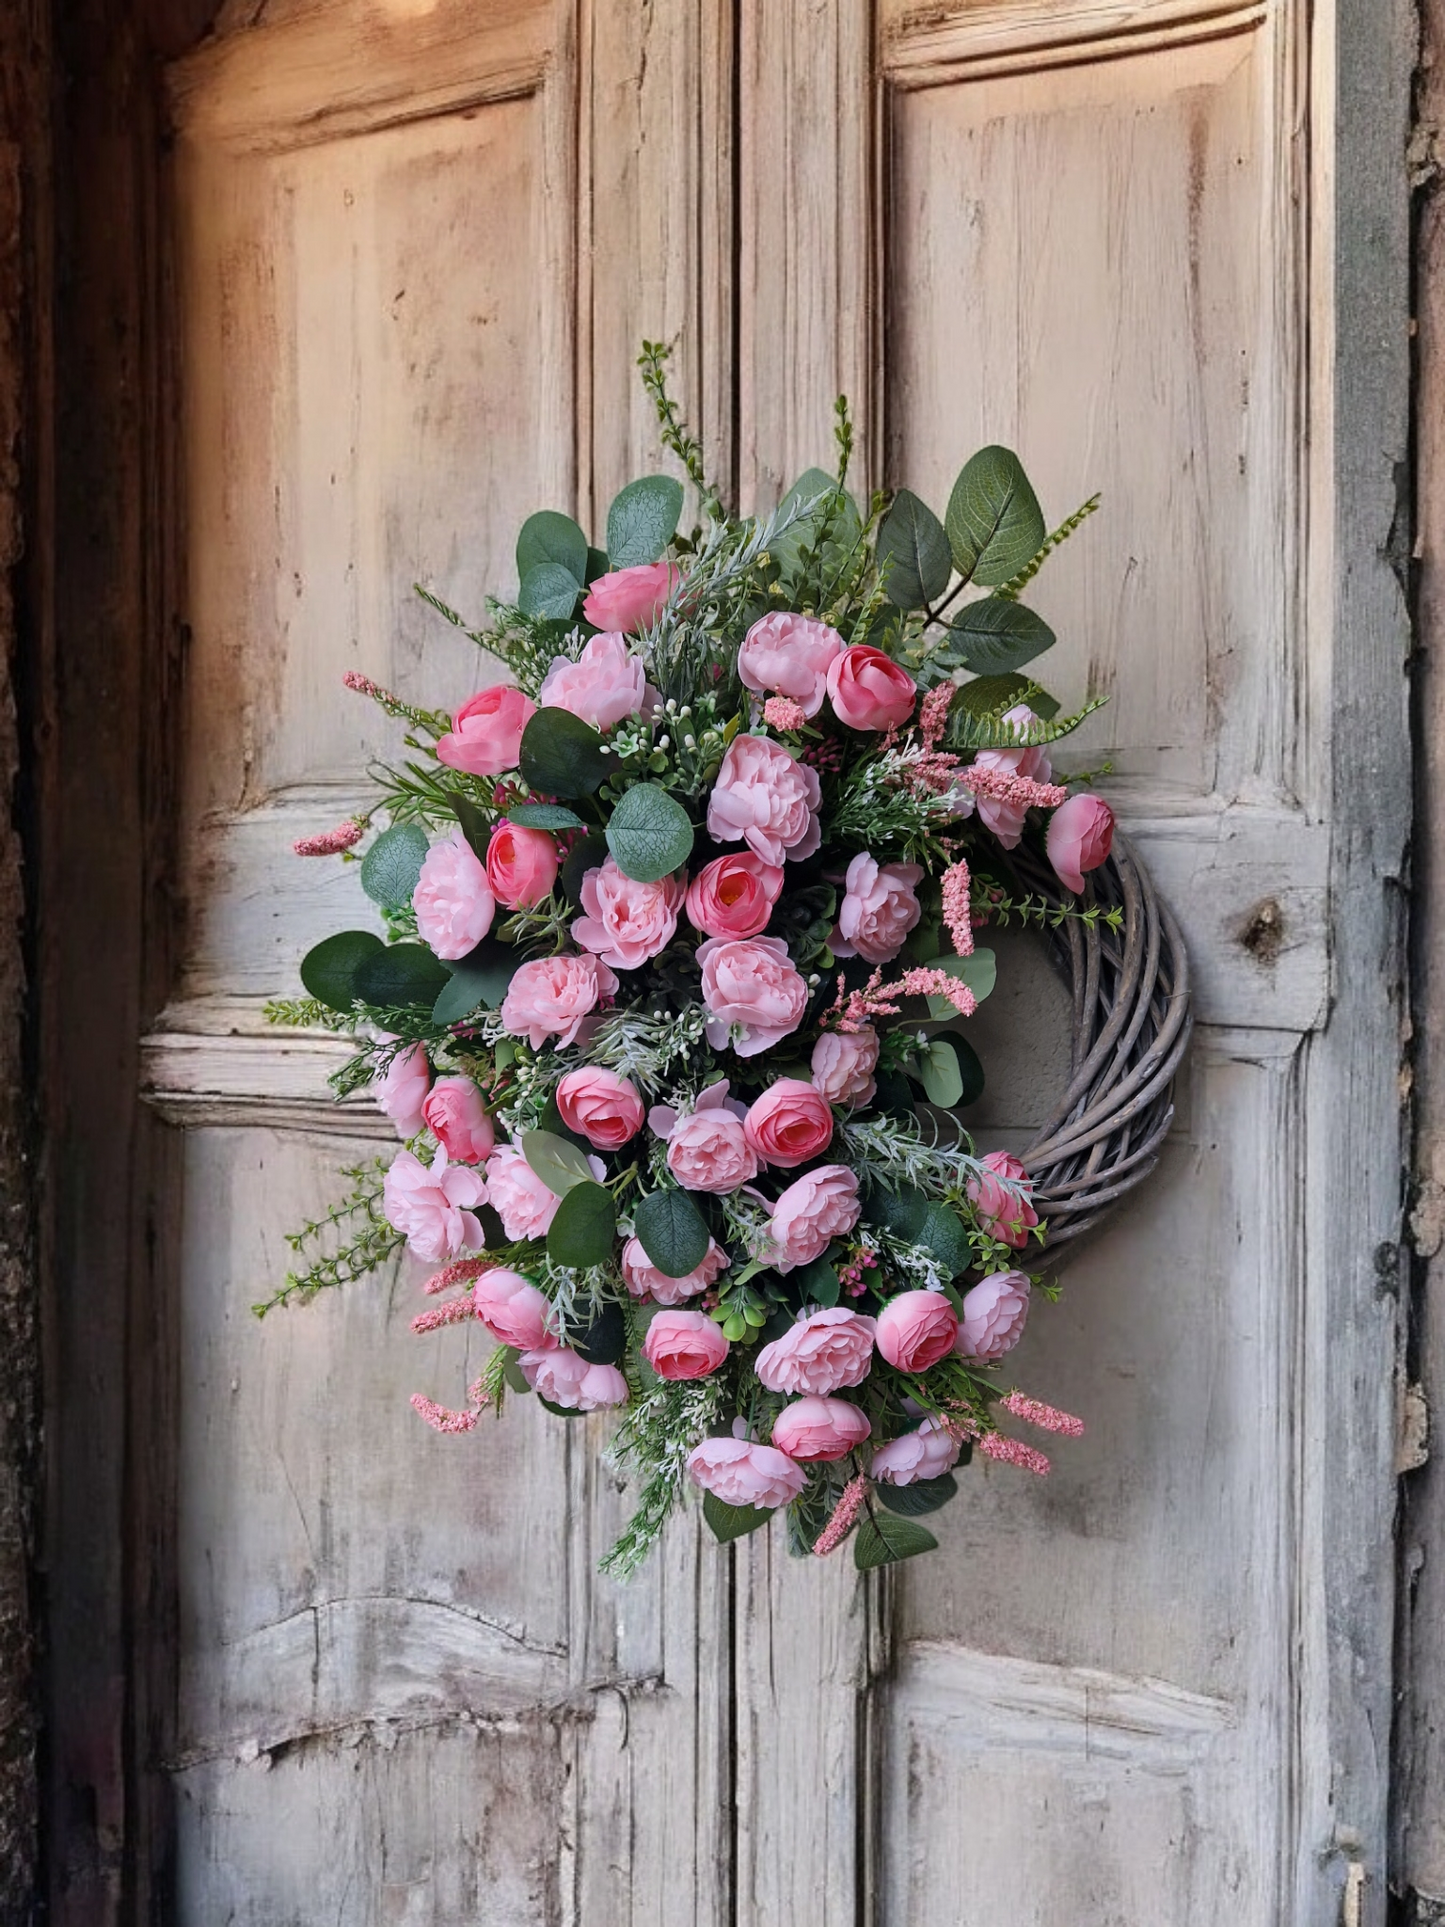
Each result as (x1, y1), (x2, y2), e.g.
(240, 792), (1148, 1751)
(1005, 832), (1192, 1253)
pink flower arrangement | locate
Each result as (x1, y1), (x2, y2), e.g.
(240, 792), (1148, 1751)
(967, 1151), (1040, 1249)
(620, 1235), (730, 1306)
(771, 1396), (871, 1462)
(383, 1148), (488, 1263)
(706, 734), (822, 864)
(486, 822), (560, 908)
(755, 1308), (876, 1396)
(572, 856), (685, 969)
(413, 830), (496, 959)
(436, 685), (536, 776)
(737, 610), (843, 716)
(555, 1066), (644, 1148)
(743, 1078), (835, 1168)
(422, 1075), (495, 1164)
(539, 633), (647, 730)
(583, 561), (679, 634)
(499, 953), (618, 1050)
(643, 1310), (730, 1380)
(831, 854), (924, 963)
(687, 1436), (807, 1511)
(697, 935), (808, 1056)
(685, 850), (784, 940)
(955, 1270), (1031, 1362)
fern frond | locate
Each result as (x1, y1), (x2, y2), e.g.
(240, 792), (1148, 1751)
(992, 493), (1101, 601)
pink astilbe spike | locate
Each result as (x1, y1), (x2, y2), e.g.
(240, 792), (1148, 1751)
(1000, 1392), (1084, 1437)
(956, 763), (1067, 811)
(422, 1256), (494, 1296)
(410, 1297), (478, 1334)
(941, 860), (974, 957)
(831, 962), (976, 1033)
(813, 1475), (869, 1557)
(978, 1433), (1051, 1476)
(763, 696), (809, 732)
(896, 967), (977, 1018)
(410, 1393), (481, 1435)
(292, 819), (364, 857)
(918, 682), (955, 749)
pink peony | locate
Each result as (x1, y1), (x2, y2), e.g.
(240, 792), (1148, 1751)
(771, 1395), (871, 1462)
(968, 1150), (1040, 1249)
(473, 1267), (557, 1351)
(538, 633), (646, 730)
(767, 1164), (861, 1272)
(706, 734), (822, 865)
(755, 1308), (877, 1396)
(422, 1074), (495, 1164)
(555, 1066), (644, 1149)
(643, 1309), (730, 1380)
(413, 829), (496, 960)
(832, 854), (924, 963)
(970, 706), (1052, 848)
(685, 850), (784, 941)
(955, 1270), (1031, 1362)
(620, 1235), (730, 1306)
(375, 1040), (430, 1138)
(871, 1416), (961, 1484)
(825, 645), (917, 731)
(436, 685), (536, 777)
(1047, 791), (1115, 895)
(486, 823), (560, 909)
(743, 1079), (835, 1169)
(875, 1290), (959, 1372)
(484, 1145), (564, 1240)
(697, 935), (809, 1057)
(810, 1028), (879, 1107)
(582, 561), (680, 634)
(571, 856), (685, 970)
(383, 1147), (487, 1263)
(499, 953), (618, 1050)
(666, 1105), (759, 1195)
(519, 1346), (629, 1411)
(687, 1435), (807, 1510)
(737, 610), (844, 717)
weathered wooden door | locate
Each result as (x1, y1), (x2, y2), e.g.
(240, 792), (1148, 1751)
(137, 0), (1408, 1920)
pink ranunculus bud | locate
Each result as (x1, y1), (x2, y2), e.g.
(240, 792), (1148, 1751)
(571, 855), (685, 970)
(556, 1066), (645, 1149)
(382, 1147), (488, 1264)
(484, 1144), (570, 1241)
(810, 1027), (880, 1107)
(743, 1078), (835, 1169)
(955, 1269), (1031, 1362)
(436, 685), (537, 778)
(766, 1164), (862, 1272)
(485, 822), (560, 909)
(738, 610), (845, 718)
(771, 1395), (872, 1462)
(666, 1105), (759, 1195)
(875, 1289), (959, 1372)
(755, 1308), (877, 1396)
(831, 853), (924, 963)
(967, 1150), (1040, 1249)
(582, 561), (680, 634)
(697, 934), (809, 1057)
(413, 829), (496, 961)
(870, 1416), (961, 1485)
(422, 1074), (495, 1164)
(825, 644), (917, 732)
(706, 733), (823, 865)
(1046, 791), (1115, 895)
(969, 705), (1052, 848)
(538, 633), (647, 731)
(620, 1235), (730, 1307)
(519, 1345), (629, 1411)
(498, 953), (618, 1050)
(375, 1040), (431, 1138)
(685, 849), (785, 940)
(473, 1266), (557, 1352)
(643, 1309), (730, 1381)
(686, 1436), (807, 1510)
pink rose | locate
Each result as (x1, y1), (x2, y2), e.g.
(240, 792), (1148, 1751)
(666, 1104), (759, 1195)
(436, 685), (537, 777)
(412, 829), (496, 960)
(382, 1147), (487, 1263)
(755, 1308), (876, 1396)
(484, 1144), (564, 1240)
(810, 1028), (879, 1106)
(685, 850), (784, 940)
(538, 633), (646, 730)
(697, 935), (809, 1057)
(375, 1040), (430, 1138)
(825, 645), (917, 731)
(643, 1309), (730, 1380)
(1047, 792), (1115, 895)
(486, 823), (560, 909)
(871, 1416), (961, 1484)
(743, 1079), (835, 1168)
(767, 1164), (861, 1272)
(706, 734), (822, 865)
(737, 610), (844, 717)
(687, 1436), (807, 1510)
(831, 854), (924, 963)
(422, 1074), (495, 1163)
(519, 1345), (629, 1412)
(771, 1395), (871, 1462)
(499, 953), (618, 1050)
(555, 1066), (644, 1149)
(621, 1235), (730, 1307)
(473, 1267), (556, 1351)
(572, 856), (685, 970)
(955, 1270), (1031, 1362)
(875, 1290), (959, 1372)
(971, 705), (1052, 848)
(582, 561), (680, 634)
(967, 1150), (1040, 1249)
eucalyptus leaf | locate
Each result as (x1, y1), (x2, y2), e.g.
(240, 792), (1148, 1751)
(353, 941), (450, 1011)
(950, 1031), (986, 1107)
(924, 948), (995, 1018)
(516, 509), (588, 585)
(944, 445), (1046, 586)
(299, 930), (384, 1012)
(501, 1351), (531, 1395)
(633, 1188), (710, 1279)
(768, 467), (837, 577)
(360, 822), (430, 910)
(793, 1253), (841, 1310)
(536, 1394), (589, 1420)
(432, 937), (520, 1025)
(518, 707), (610, 798)
(877, 487), (951, 608)
(916, 1036), (964, 1108)
(954, 672), (1061, 722)
(571, 1296), (627, 1365)
(585, 546), (610, 585)
(865, 1185), (929, 1242)
(606, 474), (684, 568)
(547, 1184), (618, 1270)
(703, 1490), (773, 1544)
(919, 1201), (972, 1277)
(506, 802), (587, 831)
(853, 1510), (938, 1570)
(871, 1068), (918, 1119)
(447, 791), (494, 862)
(521, 1130), (597, 1198)
(876, 1473), (959, 1517)
(944, 598), (1056, 677)
(561, 828), (609, 905)
(605, 783), (694, 883)
(518, 561), (584, 622)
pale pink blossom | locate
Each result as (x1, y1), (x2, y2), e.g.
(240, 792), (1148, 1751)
(954, 1270), (1031, 1362)
(810, 1028), (879, 1107)
(473, 1267), (557, 1351)
(743, 1079), (834, 1168)
(685, 850), (784, 940)
(666, 1097), (759, 1194)
(375, 1041), (431, 1138)
(1046, 792), (1115, 894)
(697, 935), (809, 1057)
(687, 1436), (806, 1510)
(831, 854), (924, 964)
(620, 1235), (730, 1306)
(499, 953), (618, 1050)
(643, 1309), (730, 1380)
(413, 829), (496, 960)
(582, 561), (680, 634)
(383, 1147), (488, 1263)
(968, 705), (1053, 847)
(766, 1164), (861, 1272)
(825, 645), (917, 731)
(706, 734), (822, 865)
(738, 610), (844, 717)
(967, 1151), (1039, 1249)
(870, 1417), (962, 1485)
(422, 1075), (495, 1163)
(539, 633), (646, 730)
(571, 856), (685, 970)
(483, 1143), (599, 1242)
(755, 1308), (876, 1396)
(436, 685), (536, 777)
(771, 1395), (871, 1462)
(555, 1066), (645, 1149)
(875, 1290), (959, 1372)
(519, 1346), (629, 1411)
(485, 823), (560, 909)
